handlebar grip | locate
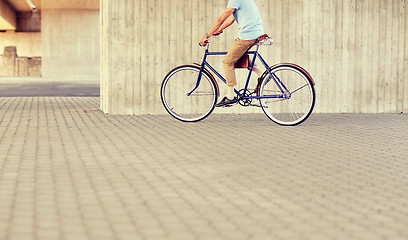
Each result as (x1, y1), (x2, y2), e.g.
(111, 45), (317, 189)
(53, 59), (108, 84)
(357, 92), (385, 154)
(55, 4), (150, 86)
(199, 40), (209, 47)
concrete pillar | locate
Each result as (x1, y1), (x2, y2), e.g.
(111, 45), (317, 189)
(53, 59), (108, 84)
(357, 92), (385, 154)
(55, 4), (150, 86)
(100, 0), (135, 114)
(100, 0), (175, 115)
(100, 0), (119, 114)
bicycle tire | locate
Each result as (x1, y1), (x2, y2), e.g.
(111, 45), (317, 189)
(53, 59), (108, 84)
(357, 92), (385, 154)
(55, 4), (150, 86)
(161, 65), (218, 122)
(259, 64), (315, 126)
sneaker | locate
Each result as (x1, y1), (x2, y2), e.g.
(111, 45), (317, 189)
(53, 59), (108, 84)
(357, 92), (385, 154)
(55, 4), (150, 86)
(215, 96), (238, 107)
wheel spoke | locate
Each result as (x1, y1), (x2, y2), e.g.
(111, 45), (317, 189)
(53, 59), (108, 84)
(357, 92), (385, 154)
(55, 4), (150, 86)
(290, 83), (309, 95)
(259, 65), (315, 126)
(161, 66), (217, 122)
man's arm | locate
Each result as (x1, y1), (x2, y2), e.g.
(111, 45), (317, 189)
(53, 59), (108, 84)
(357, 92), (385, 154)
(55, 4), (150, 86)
(214, 15), (235, 35)
(200, 8), (235, 46)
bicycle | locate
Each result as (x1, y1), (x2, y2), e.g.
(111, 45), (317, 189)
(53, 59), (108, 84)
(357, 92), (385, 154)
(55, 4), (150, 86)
(160, 34), (316, 126)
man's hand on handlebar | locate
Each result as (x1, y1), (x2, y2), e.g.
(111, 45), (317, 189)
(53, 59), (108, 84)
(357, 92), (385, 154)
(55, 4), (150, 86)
(199, 30), (223, 47)
(199, 35), (210, 47)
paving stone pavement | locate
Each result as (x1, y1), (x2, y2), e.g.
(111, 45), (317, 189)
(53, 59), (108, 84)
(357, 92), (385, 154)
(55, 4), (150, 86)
(0, 97), (407, 240)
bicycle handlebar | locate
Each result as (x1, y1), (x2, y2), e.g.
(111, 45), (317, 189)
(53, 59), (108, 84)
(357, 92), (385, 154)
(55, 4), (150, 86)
(199, 31), (224, 47)
(198, 40), (209, 47)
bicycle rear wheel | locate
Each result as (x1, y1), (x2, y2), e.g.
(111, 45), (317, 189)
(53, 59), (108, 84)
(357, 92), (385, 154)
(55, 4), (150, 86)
(259, 64), (315, 126)
(161, 65), (217, 122)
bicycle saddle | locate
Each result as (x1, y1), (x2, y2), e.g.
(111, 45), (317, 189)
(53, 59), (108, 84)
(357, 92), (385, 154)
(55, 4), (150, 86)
(255, 34), (273, 46)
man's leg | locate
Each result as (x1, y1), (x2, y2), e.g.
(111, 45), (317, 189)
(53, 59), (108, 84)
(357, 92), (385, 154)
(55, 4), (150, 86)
(215, 38), (256, 107)
(223, 38), (256, 85)
(223, 38), (256, 98)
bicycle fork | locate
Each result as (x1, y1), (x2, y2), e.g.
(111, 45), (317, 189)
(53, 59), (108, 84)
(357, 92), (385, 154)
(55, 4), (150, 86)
(187, 68), (205, 97)
(187, 49), (211, 97)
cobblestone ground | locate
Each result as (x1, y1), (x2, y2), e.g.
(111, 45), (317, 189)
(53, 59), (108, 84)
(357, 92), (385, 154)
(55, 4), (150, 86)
(0, 97), (407, 240)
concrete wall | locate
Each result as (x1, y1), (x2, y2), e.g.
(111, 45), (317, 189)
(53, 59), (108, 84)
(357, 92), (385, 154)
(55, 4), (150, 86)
(41, 9), (99, 80)
(0, 31), (41, 57)
(101, 0), (408, 115)
(0, 46), (41, 76)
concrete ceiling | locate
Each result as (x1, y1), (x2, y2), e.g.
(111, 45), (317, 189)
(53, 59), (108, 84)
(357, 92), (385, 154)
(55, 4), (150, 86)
(6, 0), (99, 11)
(6, 0), (42, 11)
(0, 0), (17, 30)
(0, 0), (99, 30)
(42, 0), (99, 10)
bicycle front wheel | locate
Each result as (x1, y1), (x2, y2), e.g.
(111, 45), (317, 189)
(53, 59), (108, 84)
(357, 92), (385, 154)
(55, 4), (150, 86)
(259, 64), (315, 126)
(161, 65), (218, 122)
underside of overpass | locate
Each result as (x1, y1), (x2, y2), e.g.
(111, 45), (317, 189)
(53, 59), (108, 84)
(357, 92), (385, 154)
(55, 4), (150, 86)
(1, 0), (98, 30)
(0, 0), (99, 79)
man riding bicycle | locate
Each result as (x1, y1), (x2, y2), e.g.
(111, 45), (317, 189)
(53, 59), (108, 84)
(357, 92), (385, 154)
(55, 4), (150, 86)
(199, 0), (264, 107)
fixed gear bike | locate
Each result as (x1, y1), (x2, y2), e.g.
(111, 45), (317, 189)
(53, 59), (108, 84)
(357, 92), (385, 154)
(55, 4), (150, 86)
(160, 34), (316, 126)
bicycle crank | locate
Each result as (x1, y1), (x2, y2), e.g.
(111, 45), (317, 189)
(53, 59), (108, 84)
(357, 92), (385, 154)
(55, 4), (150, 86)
(238, 89), (253, 106)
